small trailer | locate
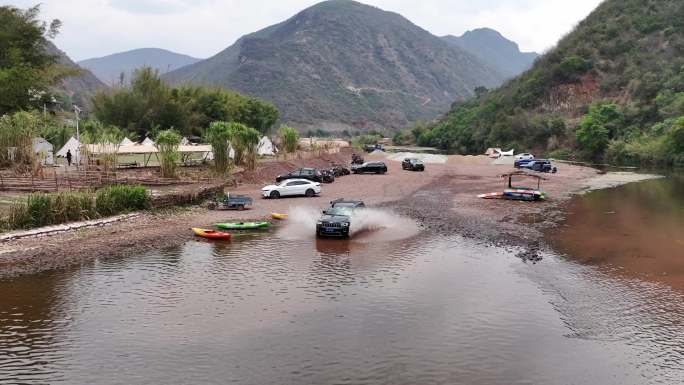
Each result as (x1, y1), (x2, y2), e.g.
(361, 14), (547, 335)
(208, 195), (253, 211)
(478, 171), (548, 202)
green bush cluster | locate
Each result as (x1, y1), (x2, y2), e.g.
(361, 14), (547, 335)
(0, 185), (150, 231)
(92, 68), (278, 138)
(95, 185), (150, 217)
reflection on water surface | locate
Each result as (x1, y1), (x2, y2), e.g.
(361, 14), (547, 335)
(1, 207), (684, 384)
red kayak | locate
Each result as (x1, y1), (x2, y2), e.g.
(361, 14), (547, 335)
(192, 228), (231, 240)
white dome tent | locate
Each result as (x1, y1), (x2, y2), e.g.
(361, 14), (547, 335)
(257, 136), (277, 156)
(56, 136), (80, 158)
(33, 137), (54, 166)
(120, 137), (134, 146)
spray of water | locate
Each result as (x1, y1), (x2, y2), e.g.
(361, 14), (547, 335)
(277, 206), (419, 242)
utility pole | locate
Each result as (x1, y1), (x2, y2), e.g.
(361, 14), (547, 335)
(74, 105), (81, 170)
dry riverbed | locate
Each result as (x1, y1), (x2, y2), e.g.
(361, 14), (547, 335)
(0, 153), (607, 277)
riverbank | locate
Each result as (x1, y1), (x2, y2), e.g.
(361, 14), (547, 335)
(0, 153), (605, 277)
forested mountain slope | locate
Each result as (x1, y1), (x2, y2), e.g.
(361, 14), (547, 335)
(420, 0), (684, 166)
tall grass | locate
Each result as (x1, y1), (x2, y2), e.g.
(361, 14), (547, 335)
(155, 130), (181, 178)
(95, 185), (150, 216)
(0, 185), (150, 231)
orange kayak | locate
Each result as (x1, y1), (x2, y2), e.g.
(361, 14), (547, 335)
(271, 212), (288, 220)
(192, 227), (231, 240)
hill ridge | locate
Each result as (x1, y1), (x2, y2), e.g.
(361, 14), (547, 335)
(164, 0), (505, 132)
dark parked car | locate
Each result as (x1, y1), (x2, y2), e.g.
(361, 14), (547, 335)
(316, 199), (366, 238)
(521, 160), (558, 173)
(402, 158), (425, 171)
(514, 159), (535, 169)
(351, 162), (388, 174)
(275, 168), (323, 183)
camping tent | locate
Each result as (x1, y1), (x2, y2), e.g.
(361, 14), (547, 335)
(33, 137), (54, 165)
(206, 143), (235, 161)
(257, 136), (277, 156)
(56, 136), (80, 158)
(141, 137), (155, 146)
(180, 137), (190, 146)
(120, 137), (134, 146)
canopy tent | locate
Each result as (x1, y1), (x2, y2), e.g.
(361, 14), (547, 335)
(33, 137), (54, 165)
(120, 137), (134, 146)
(257, 136), (277, 156)
(141, 137), (155, 146)
(87, 143), (214, 167)
(56, 136), (80, 158)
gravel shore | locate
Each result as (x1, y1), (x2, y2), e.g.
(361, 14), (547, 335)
(0, 151), (599, 277)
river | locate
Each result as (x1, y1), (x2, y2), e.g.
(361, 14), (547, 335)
(2, 179), (684, 384)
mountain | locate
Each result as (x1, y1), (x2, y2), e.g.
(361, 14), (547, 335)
(79, 48), (202, 85)
(163, 0), (504, 132)
(442, 28), (539, 79)
(45, 41), (107, 108)
(421, 0), (684, 166)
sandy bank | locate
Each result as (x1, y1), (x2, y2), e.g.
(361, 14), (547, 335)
(0, 151), (607, 277)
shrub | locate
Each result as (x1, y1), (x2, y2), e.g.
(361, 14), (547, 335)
(555, 55), (592, 82)
(155, 130), (181, 178)
(95, 185), (150, 216)
(1, 186), (150, 231)
(279, 125), (300, 156)
(205, 121), (234, 175)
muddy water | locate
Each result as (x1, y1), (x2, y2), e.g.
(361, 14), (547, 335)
(550, 175), (684, 290)
(2, 210), (684, 384)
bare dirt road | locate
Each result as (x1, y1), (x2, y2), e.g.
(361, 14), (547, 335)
(0, 151), (598, 277)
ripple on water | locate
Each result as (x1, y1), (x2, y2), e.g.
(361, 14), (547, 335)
(1, 232), (683, 384)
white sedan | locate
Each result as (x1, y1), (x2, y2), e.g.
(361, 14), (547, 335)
(516, 153), (535, 161)
(262, 179), (321, 199)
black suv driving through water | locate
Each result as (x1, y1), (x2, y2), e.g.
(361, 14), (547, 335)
(316, 199), (366, 238)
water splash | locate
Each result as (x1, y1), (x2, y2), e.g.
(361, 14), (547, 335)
(277, 206), (419, 242)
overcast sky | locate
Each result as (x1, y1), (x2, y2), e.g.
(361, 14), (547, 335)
(7, 0), (603, 61)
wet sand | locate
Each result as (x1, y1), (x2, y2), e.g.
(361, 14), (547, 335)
(0, 152), (599, 277)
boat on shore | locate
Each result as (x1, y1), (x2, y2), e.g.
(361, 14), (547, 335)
(192, 228), (231, 240)
(215, 222), (270, 230)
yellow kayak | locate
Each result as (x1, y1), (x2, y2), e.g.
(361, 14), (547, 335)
(271, 212), (288, 220)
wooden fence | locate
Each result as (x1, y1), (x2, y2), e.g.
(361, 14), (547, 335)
(0, 170), (207, 193)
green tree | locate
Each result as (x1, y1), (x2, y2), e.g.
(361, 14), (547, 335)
(668, 116), (684, 154)
(233, 124), (261, 170)
(93, 70), (279, 138)
(0, 111), (40, 167)
(155, 130), (181, 178)
(0, 5), (68, 114)
(205, 121), (234, 175)
(237, 98), (279, 135)
(278, 125), (300, 157)
(576, 103), (622, 158)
